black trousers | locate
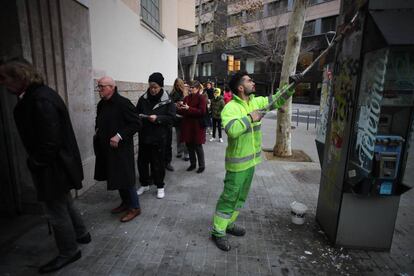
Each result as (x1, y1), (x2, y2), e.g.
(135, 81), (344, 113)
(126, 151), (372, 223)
(186, 143), (205, 168)
(164, 127), (173, 165)
(138, 144), (165, 189)
(44, 192), (88, 257)
(212, 118), (222, 138)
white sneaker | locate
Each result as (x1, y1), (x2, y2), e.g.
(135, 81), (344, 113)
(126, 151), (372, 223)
(157, 188), (165, 199)
(219, 138), (223, 143)
(209, 137), (216, 142)
(137, 186), (149, 195)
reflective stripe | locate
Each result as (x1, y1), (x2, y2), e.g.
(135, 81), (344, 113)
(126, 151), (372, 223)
(215, 211), (232, 219)
(225, 150), (261, 164)
(225, 117), (251, 134)
(242, 116), (252, 132)
(224, 119), (237, 133)
(242, 124), (261, 135)
(241, 116), (251, 129)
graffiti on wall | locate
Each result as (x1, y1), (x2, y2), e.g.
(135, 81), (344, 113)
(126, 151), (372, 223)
(354, 49), (389, 171)
(316, 65), (333, 143)
(327, 56), (359, 165)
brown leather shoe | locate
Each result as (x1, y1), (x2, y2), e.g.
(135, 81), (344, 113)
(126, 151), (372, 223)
(120, 208), (141, 222)
(111, 204), (128, 214)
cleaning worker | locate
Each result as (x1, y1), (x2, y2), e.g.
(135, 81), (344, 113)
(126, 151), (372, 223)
(211, 71), (295, 251)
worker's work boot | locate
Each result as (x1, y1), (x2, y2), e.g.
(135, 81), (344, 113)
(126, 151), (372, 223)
(212, 235), (231, 251)
(226, 224), (246, 236)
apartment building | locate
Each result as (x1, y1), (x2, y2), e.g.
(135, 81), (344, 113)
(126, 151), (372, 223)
(0, 0), (194, 216)
(178, 0), (340, 103)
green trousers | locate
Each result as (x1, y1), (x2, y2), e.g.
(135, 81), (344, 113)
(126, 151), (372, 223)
(212, 167), (255, 237)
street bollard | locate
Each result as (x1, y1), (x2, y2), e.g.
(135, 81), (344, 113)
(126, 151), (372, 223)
(297, 108), (299, 126)
(315, 110), (318, 128)
(307, 112), (310, 130)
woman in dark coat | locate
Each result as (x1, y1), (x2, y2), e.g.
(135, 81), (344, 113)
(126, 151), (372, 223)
(170, 78), (189, 161)
(177, 80), (207, 173)
(94, 76), (142, 222)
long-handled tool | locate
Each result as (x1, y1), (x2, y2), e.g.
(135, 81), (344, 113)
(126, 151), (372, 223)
(259, 10), (360, 116)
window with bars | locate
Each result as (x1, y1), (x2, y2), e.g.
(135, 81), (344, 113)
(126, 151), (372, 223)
(202, 22), (214, 34)
(321, 16), (337, 33)
(202, 63), (212, 76)
(202, 42), (213, 53)
(228, 13), (242, 27)
(303, 20), (316, 36)
(228, 36), (241, 48)
(245, 32), (261, 46)
(189, 45), (198, 55)
(178, 47), (187, 57)
(189, 64), (199, 77)
(244, 9), (262, 22)
(267, 0), (288, 17)
(141, 0), (161, 34)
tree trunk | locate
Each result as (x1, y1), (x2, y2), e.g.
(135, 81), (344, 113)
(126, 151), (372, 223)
(273, 0), (306, 157)
(190, 2), (203, 81)
(178, 56), (185, 80)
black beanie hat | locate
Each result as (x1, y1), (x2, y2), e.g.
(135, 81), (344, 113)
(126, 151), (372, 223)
(148, 72), (164, 87)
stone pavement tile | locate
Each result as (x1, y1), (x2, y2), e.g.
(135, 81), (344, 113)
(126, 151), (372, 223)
(157, 252), (184, 274)
(225, 254), (238, 274)
(203, 253), (215, 273)
(214, 261), (226, 276)
(108, 266), (129, 276)
(238, 255), (261, 275)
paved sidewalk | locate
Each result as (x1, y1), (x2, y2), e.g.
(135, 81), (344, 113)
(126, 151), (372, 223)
(0, 119), (413, 275)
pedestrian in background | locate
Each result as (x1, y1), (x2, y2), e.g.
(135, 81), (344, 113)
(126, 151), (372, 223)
(94, 76), (142, 222)
(177, 80), (206, 173)
(209, 88), (225, 143)
(223, 86), (233, 105)
(136, 72), (175, 199)
(170, 78), (189, 161)
(0, 59), (90, 273)
(204, 81), (214, 135)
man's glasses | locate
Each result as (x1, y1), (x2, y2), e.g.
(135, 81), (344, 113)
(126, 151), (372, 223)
(96, 84), (112, 90)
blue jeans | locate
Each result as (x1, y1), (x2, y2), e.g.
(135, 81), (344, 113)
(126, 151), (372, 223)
(44, 192), (88, 257)
(119, 187), (140, 209)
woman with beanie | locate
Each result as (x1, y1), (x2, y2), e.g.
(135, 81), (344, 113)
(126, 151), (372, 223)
(177, 80), (207, 173)
(136, 72), (175, 199)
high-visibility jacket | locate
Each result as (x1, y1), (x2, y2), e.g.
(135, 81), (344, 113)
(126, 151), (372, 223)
(221, 88), (293, 172)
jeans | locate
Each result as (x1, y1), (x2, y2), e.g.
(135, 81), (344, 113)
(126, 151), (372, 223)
(119, 186), (140, 209)
(138, 144), (165, 189)
(186, 143), (205, 168)
(44, 192), (88, 257)
(175, 126), (188, 157)
(212, 118), (222, 139)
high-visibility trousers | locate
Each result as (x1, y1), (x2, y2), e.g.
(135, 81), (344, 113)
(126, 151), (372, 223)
(212, 167), (255, 237)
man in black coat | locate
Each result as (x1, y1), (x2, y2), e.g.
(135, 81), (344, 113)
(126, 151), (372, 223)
(94, 76), (142, 222)
(0, 59), (90, 274)
(136, 72), (175, 199)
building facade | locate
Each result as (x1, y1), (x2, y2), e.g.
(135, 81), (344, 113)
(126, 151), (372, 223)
(0, 0), (194, 217)
(178, 0), (340, 103)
